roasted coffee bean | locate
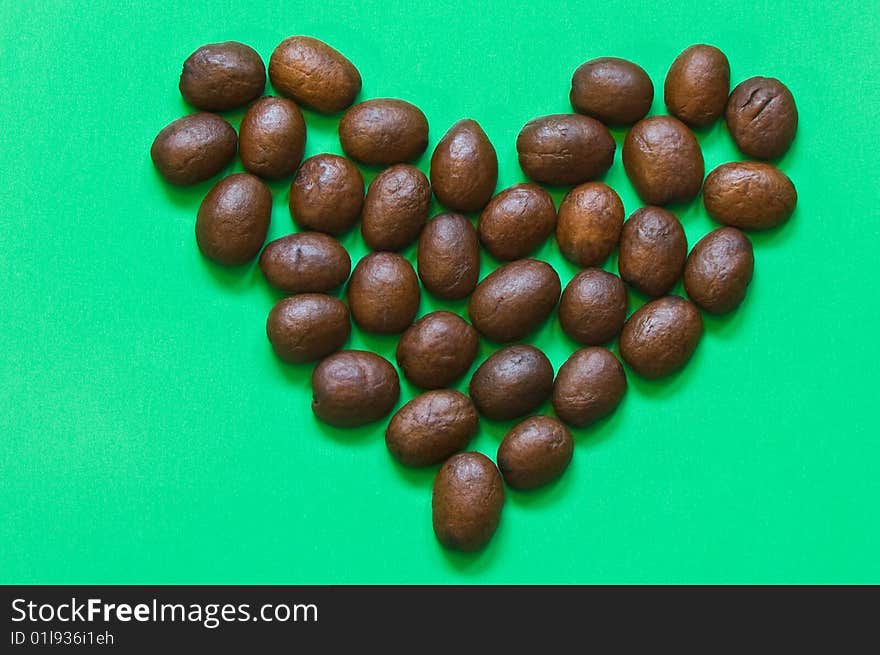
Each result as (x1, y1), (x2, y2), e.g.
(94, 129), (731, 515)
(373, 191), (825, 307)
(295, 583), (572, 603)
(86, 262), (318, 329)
(289, 154), (364, 235)
(570, 57), (654, 126)
(386, 390), (478, 467)
(266, 294), (350, 363)
(559, 269), (628, 346)
(259, 232), (351, 293)
(239, 97), (306, 179)
(468, 259), (561, 342)
(516, 114), (615, 186)
(362, 165), (431, 251)
(618, 206), (688, 297)
(555, 182), (624, 267)
(478, 184), (556, 261)
(497, 416), (574, 490)
(339, 99), (428, 165)
(417, 213), (480, 300)
(151, 113), (237, 186)
(311, 350), (400, 427)
(348, 252), (420, 334)
(195, 173), (271, 266)
(684, 227), (754, 314)
(703, 161), (797, 230)
(552, 347), (627, 428)
(619, 296), (703, 379)
(726, 76), (798, 160)
(430, 119), (498, 212)
(432, 452), (504, 552)
(268, 36), (361, 113)
(396, 311), (479, 390)
(623, 116), (704, 205)
(179, 41), (265, 112)
(664, 44), (730, 127)
(469, 345), (554, 421)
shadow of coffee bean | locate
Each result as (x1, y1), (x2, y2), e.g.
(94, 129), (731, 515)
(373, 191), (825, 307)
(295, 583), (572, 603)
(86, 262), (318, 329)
(265, 346), (316, 388)
(625, 348), (702, 399)
(570, 397), (627, 450)
(388, 458), (437, 488)
(198, 253), (260, 290)
(507, 462), (577, 509)
(438, 523), (504, 574)
(313, 415), (381, 445)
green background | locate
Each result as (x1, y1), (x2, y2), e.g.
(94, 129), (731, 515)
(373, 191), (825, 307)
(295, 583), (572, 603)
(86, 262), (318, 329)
(2, 0), (878, 584)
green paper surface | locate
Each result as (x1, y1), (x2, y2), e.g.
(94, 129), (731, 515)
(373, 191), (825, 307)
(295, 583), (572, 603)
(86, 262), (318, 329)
(1, 0), (878, 583)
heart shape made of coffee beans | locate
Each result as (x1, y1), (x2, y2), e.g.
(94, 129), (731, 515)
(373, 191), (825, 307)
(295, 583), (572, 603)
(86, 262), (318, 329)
(151, 36), (798, 555)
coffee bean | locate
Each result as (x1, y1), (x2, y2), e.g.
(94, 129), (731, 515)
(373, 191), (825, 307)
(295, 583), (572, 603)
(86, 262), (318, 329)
(478, 184), (556, 261)
(266, 294), (350, 363)
(618, 206), (688, 297)
(432, 452), (504, 552)
(396, 311), (479, 390)
(619, 296), (703, 379)
(386, 390), (478, 467)
(239, 97), (306, 179)
(362, 165), (431, 251)
(684, 227), (754, 314)
(469, 345), (554, 421)
(516, 114), (615, 186)
(552, 347), (627, 427)
(259, 232), (351, 293)
(703, 161), (797, 230)
(570, 57), (653, 126)
(497, 416), (574, 490)
(195, 173), (271, 266)
(268, 36), (361, 113)
(348, 252), (420, 334)
(289, 154), (364, 235)
(468, 259), (561, 343)
(339, 99), (428, 165)
(151, 113), (237, 186)
(559, 269), (628, 346)
(430, 119), (498, 212)
(179, 41), (265, 112)
(311, 350), (400, 427)
(664, 44), (730, 127)
(556, 182), (624, 267)
(726, 76), (797, 160)
(417, 213), (480, 301)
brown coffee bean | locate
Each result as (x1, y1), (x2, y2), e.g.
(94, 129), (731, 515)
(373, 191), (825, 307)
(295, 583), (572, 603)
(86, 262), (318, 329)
(703, 162), (797, 230)
(386, 390), (478, 467)
(339, 99), (428, 166)
(623, 116), (704, 205)
(179, 41), (265, 112)
(552, 347), (627, 428)
(289, 154), (364, 235)
(417, 213), (480, 300)
(516, 114), (615, 186)
(430, 119), (498, 212)
(195, 173), (271, 266)
(555, 182), (624, 267)
(726, 77), (798, 160)
(468, 259), (561, 343)
(570, 57), (654, 126)
(478, 184), (556, 261)
(348, 252), (420, 334)
(497, 416), (574, 489)
(266, 294), (350, 363)
(268, 36), (361, 114)
(239, 97), (306, 179)
(151, 113), (237, 186)
(362, 165), (431, 251)
(618, 206), (688, 297)
(396, 311), (479, 390)
(619, 296), (703, 379)
(664, 44), (730, 128)
(469, 345), (554, 421)
(311, 350), (400, 427)
(259, 232), (351, 293)
(559, 269), (628, 346)
(684, 227), (754, 314)
(432, 452), (504, 552)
